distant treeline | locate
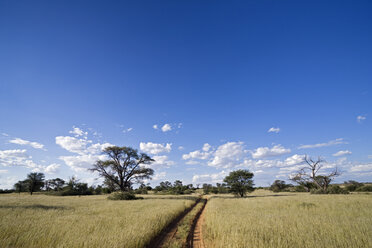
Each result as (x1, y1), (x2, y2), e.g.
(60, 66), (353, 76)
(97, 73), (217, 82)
(269, 180), (372, 194)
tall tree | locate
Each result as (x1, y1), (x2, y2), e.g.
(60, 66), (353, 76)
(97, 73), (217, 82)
(290, 156), (340, 191)
(25, 173), (45, 195)
(50, 178), (65, 191)
(224, 170), (254, 197)
(90, 146), (154, 192)
(14, 180), (27, 194)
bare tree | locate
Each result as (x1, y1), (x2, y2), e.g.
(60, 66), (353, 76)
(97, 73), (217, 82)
(290, 155), (340, 191)
(90, 146), (154, 192)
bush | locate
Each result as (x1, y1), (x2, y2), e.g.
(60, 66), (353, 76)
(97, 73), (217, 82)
(107, 192), (142, 200)
(345, 180), (364, 192)
(293, 185), (308, 192)
(311, 186), (349, 194)
(328, 185), (349, 194)
(355, 185), (372, 192)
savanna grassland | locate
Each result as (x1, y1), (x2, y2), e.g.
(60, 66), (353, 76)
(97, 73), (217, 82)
(0, 194), (197, 248)
(203, 190), (372, 248)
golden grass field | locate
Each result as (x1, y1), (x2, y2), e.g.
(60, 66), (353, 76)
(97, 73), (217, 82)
(0, 194), (196, 248)
(203, 190), (372, 248)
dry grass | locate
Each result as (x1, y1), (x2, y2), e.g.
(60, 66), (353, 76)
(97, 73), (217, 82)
(204, 190), (372, 248)
(0, 194), (196, 248)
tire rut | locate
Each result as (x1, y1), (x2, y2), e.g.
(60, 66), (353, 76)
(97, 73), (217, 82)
(146, 198), (201, 248)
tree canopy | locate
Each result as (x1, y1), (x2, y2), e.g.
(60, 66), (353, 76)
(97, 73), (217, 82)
(224, 170), (254, 197)
(90, 146), (154, 192)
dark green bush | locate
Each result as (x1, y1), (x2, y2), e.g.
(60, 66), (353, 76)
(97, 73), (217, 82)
(311, 186), (349, 194)
(107, 192), (142, 200)
(328, 185), (349, 194)
(355, 185), (372, 192)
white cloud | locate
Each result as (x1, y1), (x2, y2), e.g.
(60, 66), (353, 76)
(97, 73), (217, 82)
(0, 149), (58, 173)
(178, 146), (184, 151)
(140, 142), (172, 154)
(0, 176), (19, 189)
(192, 170), (229, 183)
(122, 127), (133, 133)
(268, 127), (280, 133)
(153, 124), (158, 130)
(56, 136), (92, 155)
(349, 163), (372, 173)
(357, 115), (366, 123)
(208, 142), (247, 169)
(284, 154), (305, 166)
(59, 154), (107, 172)
(150, 155), (175, 169)
(298, 138), (347, 149)
(182, 143), (213, 160)
(0, 169), (8, 174)
(333, 150), (352, 157)
(1, 133), (9, 137)
(161, 124), (172, 132)
(44, 163), (60, 174)
(251, 145), (291, 159)
(56, 133), (113, 172)
(69, 127), (88, 138)
(202, 143), (211, 152)
(153, 172), (166, 181)
(9, 138), (46, 150)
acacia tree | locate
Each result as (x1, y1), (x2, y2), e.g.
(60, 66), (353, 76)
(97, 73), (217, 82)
(90, 146), (154, 192)
(224, 170), (254, 197)
(290, 155), (340, 191)
(25, 172), (45, 195)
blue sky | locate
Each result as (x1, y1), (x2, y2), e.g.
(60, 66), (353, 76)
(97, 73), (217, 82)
(1, 0), (371, 188)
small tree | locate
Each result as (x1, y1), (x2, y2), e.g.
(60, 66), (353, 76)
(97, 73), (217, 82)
(224, 170), (254, 197)
(90, 146), (154, 192)
(25, 172), (45, 195)
(50, 178), (65, 191)
(270, 180), (291, 192)
(14, 180), (27, 194)
(290, 156), (340, 192)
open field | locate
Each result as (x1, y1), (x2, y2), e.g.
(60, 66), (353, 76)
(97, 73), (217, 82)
(0, 194), (197, 248)
(203, 190), (372, 248)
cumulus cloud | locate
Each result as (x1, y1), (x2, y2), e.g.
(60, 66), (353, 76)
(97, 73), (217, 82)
(56, 136), (92, 155)
(349, 163), (372, 173)
(153, 171), (167, 181)
(0, 149), (59, 173)
(268, 127), (280, 133)
(43, 163), (60, 174)
(140, 142), (172, 154)
(251, 145), (291, 159)
(333, 150), (352, 157)
(123, 128), (133, 133)
(150, 155), (175, 169)
(208, 142), (247, 169)
(56, 130), (113, 172)
(153, 124), (158, 130)
(182, 143), (212, 160)
(69, 127), (88, 138)
(298, 138), (347, 149)
(192, 170), (229, 183)
(9, 138), (46, 150)
(161, 124), (172, 132)
(357, 115), (366, 123)
(284, 154), (305, 166)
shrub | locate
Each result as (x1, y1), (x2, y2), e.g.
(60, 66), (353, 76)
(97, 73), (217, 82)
(107, 192), (142, 200)
(344, 180), (364, 192)
(293, 185), (307, 192)
(328, 185), (349, 194)
(311, 186), (349, 194)
(355, 185), (372, 192)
